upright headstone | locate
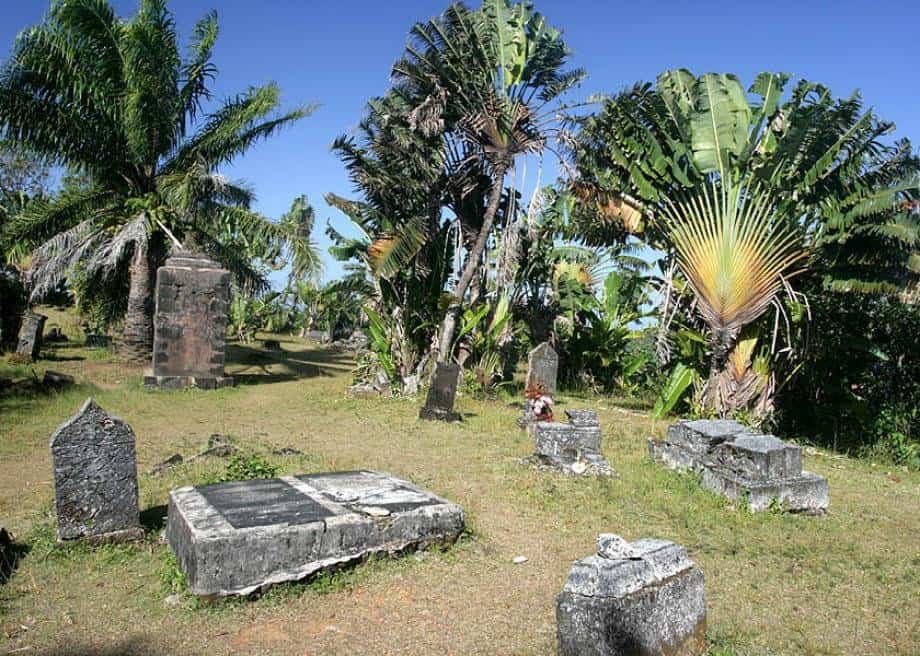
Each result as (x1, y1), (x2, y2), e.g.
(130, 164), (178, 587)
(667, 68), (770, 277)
(14, 311), (46, 361)
(50, 399), (143, 542)
(419, 362), (462, 422)
(526, 342), (558, 396)
(144, 251), (234, 390)
(557, 534), (707, 656)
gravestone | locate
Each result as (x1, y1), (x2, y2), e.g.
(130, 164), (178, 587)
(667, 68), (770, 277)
(144, 252), (234, 390)
(526, 342), (558, 396)
(557, 534), (707, 656)
(167, 470), (464, 597)
(14, 311), (46, 361)
(50, 399), (143, 542)
(527, 409), (615, 477)
(0, 526), (12, 581)
(419, 362), (462, 422)
(649, 419), (829, 513)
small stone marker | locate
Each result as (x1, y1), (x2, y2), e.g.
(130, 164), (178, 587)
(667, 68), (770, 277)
(50, 399), (143, 542)
(526, 342), (558, 396)
(15, 311), (46, 361)
(166, 470), (464, 597)
(144, 251), (234, 390)
(557, 534), (706, 656)
(527, 409), (614, 477)
(649, 419), (829, 513)
(419, 362), (462, 422)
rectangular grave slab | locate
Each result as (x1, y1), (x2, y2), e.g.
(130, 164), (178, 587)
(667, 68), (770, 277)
(166, 470), (464, 597)
(50, 399), (143, 542)
(700, 468), (829, 514)
(667, 419), (747, 453)
(144, 252), (234, 390)
(710, 434), (803, 481)
(528, 409), (614, 477)
(557, 535), (706, 656)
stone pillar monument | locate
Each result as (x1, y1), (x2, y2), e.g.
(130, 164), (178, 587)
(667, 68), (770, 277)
(144, 252), (234, 390)
(14, 311), (46, 361)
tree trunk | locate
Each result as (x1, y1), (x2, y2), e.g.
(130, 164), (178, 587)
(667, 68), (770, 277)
(705, 327), (737, 417)
(436, 163), (508, 362)
(120, 245), (154, 363)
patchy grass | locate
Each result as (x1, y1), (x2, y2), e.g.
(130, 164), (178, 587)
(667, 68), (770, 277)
(0, 317), (917, 655)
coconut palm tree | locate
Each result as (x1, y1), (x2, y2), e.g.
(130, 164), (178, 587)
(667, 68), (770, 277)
(0, 0), (317, 361)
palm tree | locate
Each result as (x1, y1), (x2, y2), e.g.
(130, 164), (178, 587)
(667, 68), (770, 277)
(0, 0), (318, 361)
(570, 69), (919, 416)
(390, 0), (584, 361)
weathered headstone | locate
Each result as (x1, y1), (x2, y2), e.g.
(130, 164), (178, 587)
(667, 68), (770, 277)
(50, 399), (143, 542)
(14, 311), (46, 361)
(419, 362), (462, 422)
(527, 409), (615, 476)
(0, 526), (13, 581)
(167, 470), (464, 597)
(526, 341), (558, 396)
(557, 534), (707, 656)
(649, 419), (829, 513)
(144, 252), (234, 390)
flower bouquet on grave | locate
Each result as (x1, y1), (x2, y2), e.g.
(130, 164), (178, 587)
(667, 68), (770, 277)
(523, 383), (554, 422)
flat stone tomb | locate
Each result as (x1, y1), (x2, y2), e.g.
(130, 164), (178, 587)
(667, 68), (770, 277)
(167, 470), (465, 597)
(649, 419), (829, 513)
(144, 251), (234, 390)
(557, 534), (707, 656)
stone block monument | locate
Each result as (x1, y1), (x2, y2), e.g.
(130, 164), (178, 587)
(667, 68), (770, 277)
(557, 534), (707, 656)
(527, 409), (614, 476)
(419, 362), (462, 422)
(144, 251), (234, 390)
(649, 419), (829, 513)
(50, 399), (144, 542)
(167, 470), (464, 597)
(14, 311), (46, 361)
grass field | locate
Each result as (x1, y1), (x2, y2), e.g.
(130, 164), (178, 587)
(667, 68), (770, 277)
(0, 312), (917, 655)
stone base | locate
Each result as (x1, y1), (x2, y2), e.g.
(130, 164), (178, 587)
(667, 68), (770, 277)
(557, 536), (706, 656)
(59, 526), (145, 545)
(166, 470), (465, 597)
(525, 454), (616, 478)
(700, 467), (829, 514)
(144, 372), (235, 390)
(418, 406), (462, 422)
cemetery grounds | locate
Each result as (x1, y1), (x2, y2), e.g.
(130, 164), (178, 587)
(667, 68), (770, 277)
(0, 310), (917, 655)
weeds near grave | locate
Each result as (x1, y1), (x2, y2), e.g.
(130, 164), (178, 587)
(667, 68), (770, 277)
(202, 453), (280, 484)
(159, 549), (187, 595)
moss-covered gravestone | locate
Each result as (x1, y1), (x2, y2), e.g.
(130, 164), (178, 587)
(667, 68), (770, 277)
(50, 399), (143, 542)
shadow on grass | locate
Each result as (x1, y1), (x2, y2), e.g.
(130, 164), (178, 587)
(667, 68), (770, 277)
(140, 505), (169, 534)
(40, 353), (86, 362)
(226, 343), (353, 387)
(0, 529), (29, 585)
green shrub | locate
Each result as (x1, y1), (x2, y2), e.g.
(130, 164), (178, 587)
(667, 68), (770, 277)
(207, 453), (280, 484)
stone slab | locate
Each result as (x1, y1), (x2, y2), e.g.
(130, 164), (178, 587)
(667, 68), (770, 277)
(50, 399), (142, 541)
(710, 433), (802, 480)
(667, 419), (747, 453)
(15, 311), (46, 361)
(700, 467), (829, 514)
(166, 470), (464, 597)
(528, 409), (614, 477)
(557, 535), (706, 656)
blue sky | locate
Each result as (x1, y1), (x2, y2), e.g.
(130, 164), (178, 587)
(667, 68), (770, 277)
(3, 0), (918, 284)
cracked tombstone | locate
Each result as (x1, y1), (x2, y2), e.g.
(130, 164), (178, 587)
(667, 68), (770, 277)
(14, 311), (46, 361)
(557, 534), (707, 656)
(528, 409), (615, 477)
(50, 399), (144, 542)
(166, 470), (464, 597)
(419, 362), (462, 422)
(144, 251), (234, 390)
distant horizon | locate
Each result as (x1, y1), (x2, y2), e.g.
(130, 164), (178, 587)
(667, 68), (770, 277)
(3, 0), (918, 287)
